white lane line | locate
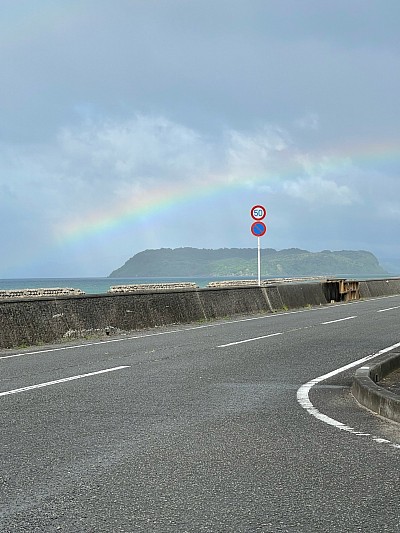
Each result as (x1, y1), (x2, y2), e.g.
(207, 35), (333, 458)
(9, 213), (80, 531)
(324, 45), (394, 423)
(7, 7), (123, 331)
(321, 316), (356, 325)
(0, 332), (184, 360)
(377, 306), (400, 313)
(218, 332), (282, 348)
(0, 365), (130, 397)
(297, 341), (400, 449)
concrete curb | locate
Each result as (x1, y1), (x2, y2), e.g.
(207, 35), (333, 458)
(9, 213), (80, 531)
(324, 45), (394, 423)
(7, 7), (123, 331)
(352, 352), (400, 423)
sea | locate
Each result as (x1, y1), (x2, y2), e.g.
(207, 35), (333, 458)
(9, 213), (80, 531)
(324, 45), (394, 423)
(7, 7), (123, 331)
(0, 274), (394, 295)
(0, 277), (254, 295)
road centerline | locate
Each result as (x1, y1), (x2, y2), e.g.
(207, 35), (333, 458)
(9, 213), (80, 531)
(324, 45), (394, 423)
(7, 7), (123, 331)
(321, 316), (357, 325)
(218, 332), (282, 348)
(377, 306), (400, 313)
(0, 365), (130, 398)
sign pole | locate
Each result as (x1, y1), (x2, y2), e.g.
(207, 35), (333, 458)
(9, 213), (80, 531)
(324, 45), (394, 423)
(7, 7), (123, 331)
(250, 205), (267, 288)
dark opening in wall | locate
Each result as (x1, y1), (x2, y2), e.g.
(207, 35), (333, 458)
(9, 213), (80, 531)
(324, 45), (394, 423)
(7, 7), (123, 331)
(323, 281), (341, 302)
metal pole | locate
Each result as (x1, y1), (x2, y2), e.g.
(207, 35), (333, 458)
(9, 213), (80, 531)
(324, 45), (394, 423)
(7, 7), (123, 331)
(258, 236), (261, 286)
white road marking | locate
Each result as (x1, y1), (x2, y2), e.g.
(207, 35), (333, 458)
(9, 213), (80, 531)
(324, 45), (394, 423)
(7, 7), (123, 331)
(0, 365), (130, 397)
(321, 316), (356, 325)
(218, 332), (282, 348)
(297, 341), (400, 448)
(0, 332), (184, 360)
(377, 306), (400, 313)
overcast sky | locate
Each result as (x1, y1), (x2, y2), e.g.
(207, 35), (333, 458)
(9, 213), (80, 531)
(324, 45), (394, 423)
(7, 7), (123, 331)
(1, 0), (399, 277)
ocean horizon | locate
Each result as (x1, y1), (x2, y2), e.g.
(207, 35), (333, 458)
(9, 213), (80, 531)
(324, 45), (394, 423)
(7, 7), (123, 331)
(0, 274), (395, 296)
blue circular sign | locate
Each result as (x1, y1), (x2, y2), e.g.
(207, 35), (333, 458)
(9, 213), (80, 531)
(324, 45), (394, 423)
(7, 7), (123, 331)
(251, 221), (267, 237)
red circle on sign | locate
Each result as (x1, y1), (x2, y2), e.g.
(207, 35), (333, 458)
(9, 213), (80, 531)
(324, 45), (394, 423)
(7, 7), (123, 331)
(251, 221), (267, 237)
(250, 205), (267, 220)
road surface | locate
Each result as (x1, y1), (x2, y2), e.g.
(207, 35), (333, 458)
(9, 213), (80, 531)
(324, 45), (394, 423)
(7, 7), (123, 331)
(1, 295), (400, 532)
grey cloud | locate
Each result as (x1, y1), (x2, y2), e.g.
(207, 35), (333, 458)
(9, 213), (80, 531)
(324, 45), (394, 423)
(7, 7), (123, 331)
(0, 1), (399, 275)
(1, 1), (399, 144)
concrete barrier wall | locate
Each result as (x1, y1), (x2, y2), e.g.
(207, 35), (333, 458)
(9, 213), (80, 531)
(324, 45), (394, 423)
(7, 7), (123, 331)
(198, 287), (271, 318)
(352, 352), (400, 424)
(0, 290), (208, 348)
(358, 281), (371, 299)
(1, 278), (400, 349)
(0, 282), (327, 349)
(263, 286), (284, 311)
(359, 278), (400, 298)
(271, 283), (328, 309)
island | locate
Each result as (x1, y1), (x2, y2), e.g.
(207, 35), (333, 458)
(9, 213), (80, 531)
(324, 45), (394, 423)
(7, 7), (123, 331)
(109, 247), (388, 278)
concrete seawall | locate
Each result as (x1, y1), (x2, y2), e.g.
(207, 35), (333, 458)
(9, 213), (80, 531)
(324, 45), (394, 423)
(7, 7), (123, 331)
(1, 278), (400, 349)
(0, 282), (326, 349)
(359, 278), (400, 298)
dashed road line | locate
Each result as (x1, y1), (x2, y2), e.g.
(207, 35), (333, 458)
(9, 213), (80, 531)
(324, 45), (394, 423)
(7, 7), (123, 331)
(0, 365), (130, 397)
(218, 332), (282, 348)
(321, 316), (356, 325)
(377, 306), (400, 313)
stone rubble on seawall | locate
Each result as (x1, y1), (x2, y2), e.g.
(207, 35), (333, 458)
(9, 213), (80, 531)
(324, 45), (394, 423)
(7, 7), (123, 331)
(0, 288), (85, 299)
(108, 282), (199, 293)
(207, 276), (328, 288)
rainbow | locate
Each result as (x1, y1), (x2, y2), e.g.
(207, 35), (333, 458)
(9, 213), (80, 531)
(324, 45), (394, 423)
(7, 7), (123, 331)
(57, 173), (263, 247)
(58, 137), (400, 247)
(2, 134), (399, 277)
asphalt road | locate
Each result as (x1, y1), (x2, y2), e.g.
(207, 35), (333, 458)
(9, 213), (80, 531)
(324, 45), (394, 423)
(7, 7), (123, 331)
(1, 295), (400, 532)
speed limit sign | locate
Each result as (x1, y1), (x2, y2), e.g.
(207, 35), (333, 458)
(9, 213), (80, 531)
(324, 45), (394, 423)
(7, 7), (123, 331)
(250, 204), (267, 287)
(250, 205), (266, 220)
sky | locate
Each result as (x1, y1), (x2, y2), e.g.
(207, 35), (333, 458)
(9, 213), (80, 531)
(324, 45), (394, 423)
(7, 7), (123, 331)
(1, 0), (399, 277)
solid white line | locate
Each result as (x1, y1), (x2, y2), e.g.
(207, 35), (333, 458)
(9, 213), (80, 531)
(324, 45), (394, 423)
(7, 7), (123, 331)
(321, 316), (356, 325)
(0, 365), (130, 397)
(377, 306), (400, 313)
(218, 332), (282, 348)
(0, 332), (183, 360)
(297, 341), (400, 447)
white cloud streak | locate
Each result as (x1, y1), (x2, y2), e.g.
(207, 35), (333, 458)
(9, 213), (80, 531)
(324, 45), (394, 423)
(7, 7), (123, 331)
(284, 176), (353, 206)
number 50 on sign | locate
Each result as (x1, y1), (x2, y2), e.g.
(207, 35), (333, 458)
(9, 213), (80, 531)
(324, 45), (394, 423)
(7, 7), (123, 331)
(251, 205), (267, 220)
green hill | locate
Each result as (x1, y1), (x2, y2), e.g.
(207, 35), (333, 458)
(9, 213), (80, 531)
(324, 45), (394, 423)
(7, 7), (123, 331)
(109, 247), (388, 278)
